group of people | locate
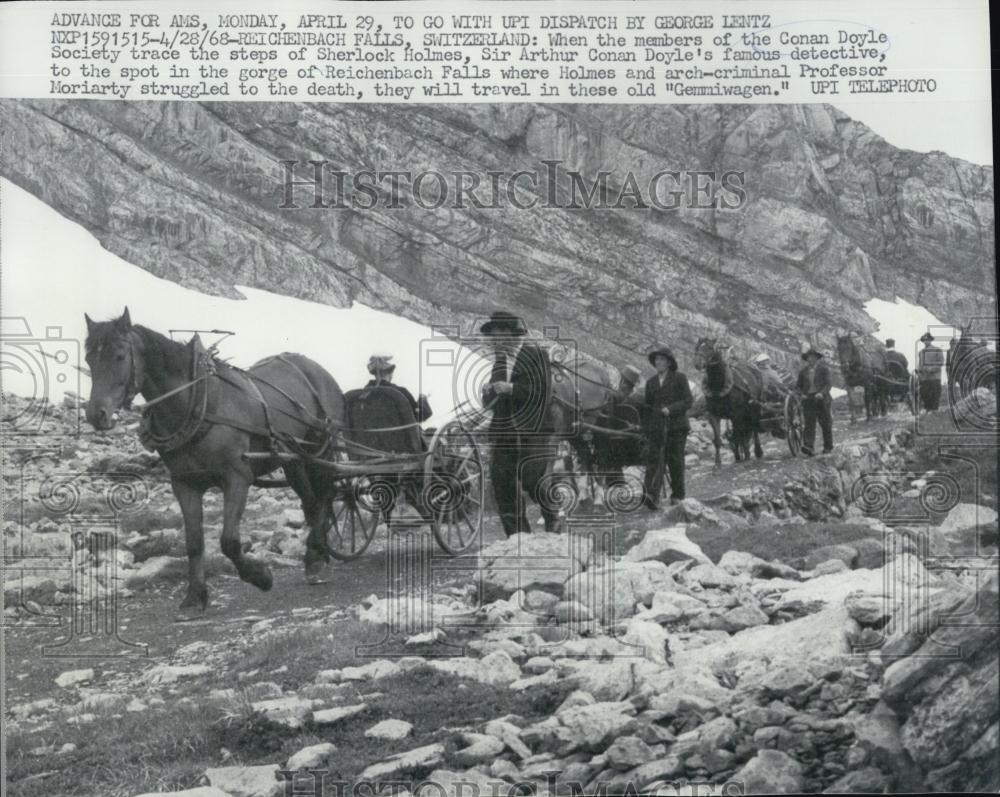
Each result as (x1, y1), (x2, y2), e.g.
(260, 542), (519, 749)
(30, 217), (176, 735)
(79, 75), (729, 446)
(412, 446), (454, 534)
(367, 310), (958, 538)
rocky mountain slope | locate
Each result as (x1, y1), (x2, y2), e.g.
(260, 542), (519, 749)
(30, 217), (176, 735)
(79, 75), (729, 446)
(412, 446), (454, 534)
(0, 100), (994, 377)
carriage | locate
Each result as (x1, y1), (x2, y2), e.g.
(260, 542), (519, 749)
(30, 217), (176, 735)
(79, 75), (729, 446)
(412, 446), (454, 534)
(246, 384), (485, 560)
(559, 363), (807, 497)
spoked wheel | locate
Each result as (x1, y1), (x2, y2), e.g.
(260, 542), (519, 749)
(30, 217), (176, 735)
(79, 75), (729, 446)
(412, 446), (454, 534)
(424, 422), (484, 556)
(784, 393), (804, 457)
(327, 476), (383, 561)
(909, 374), (920, 415)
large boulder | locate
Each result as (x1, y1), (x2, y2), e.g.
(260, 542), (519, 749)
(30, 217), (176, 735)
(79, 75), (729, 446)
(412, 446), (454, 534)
(565, 560), (677, 623)
(477, 532), (592, 601)
(718, 550), (800, 580)
(881, 571), (999, 791)
(932, 503), (999, 556)
(732, 750), (805, 793)
(203, 765), (281, 797)
(622, 526), (711, 567)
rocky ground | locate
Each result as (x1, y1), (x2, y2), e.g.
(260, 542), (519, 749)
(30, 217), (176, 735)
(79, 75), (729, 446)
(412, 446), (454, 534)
(3, 389), (998, 796)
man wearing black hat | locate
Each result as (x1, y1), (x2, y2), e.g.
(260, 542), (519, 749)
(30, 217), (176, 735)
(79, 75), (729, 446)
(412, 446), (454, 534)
(796, 344), (834, 455)
(479, 311), (557, 536)
(642, 345), (693, 509)
(917, 332), (944, 411)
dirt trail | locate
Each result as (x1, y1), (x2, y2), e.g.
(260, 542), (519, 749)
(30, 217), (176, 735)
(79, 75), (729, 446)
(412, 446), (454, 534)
(5, 405), (907, 709)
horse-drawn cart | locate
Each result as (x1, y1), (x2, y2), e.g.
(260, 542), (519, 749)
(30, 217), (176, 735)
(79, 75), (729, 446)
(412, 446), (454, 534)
(756, 391), (806, 457)
(248, 385), (485, 560)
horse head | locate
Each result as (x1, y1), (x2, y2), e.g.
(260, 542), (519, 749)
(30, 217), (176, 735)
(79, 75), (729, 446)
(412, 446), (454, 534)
(693, 337), (720, 371)
(835, 335), (858, 372)
(84, 307), (143, 430)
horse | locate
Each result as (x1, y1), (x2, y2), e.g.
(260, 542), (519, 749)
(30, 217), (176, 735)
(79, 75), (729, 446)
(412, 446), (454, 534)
(84, 308), (345, 619)
(549, 360), (654, 508)
(948, 327), (999, 406)
(835, 335), (888, 421)
(692, 338), (762, 466)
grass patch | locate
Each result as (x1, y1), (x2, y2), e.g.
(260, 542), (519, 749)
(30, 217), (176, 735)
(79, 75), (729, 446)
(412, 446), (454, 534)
(211, 665), (577, 788)
(8, 654), (574, 795)
(6, 702), (226, 797)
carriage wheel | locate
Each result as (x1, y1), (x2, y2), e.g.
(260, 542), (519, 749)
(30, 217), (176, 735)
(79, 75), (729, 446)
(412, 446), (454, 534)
(425, 422), (484, 556)
(908, 374), (920, 416)
(784, 394), (804, 456)
(327, 476), (383, 561)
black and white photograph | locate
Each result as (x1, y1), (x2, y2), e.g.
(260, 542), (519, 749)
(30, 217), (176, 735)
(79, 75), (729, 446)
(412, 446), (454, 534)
(1, 1), (997, 795)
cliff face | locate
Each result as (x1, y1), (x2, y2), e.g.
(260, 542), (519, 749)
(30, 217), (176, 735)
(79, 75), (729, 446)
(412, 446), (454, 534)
(0, 100), (994, 378)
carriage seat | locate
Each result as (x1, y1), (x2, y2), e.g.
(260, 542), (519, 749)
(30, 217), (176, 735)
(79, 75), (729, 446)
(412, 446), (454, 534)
(343, 385), (424, 455)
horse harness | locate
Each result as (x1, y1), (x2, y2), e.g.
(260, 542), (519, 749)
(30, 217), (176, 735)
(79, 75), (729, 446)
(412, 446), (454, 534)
(136, 335), (335, 456)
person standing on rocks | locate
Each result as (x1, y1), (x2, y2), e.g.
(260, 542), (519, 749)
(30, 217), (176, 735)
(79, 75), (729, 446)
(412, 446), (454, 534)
(642, 345), (693, 509)
(796, 344), (834, 456)
(479, 310), (557, 536)
(917, 332), (945, 411)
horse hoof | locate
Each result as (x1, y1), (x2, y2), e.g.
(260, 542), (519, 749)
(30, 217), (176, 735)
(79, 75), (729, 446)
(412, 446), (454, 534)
(305, 562), (332, 586)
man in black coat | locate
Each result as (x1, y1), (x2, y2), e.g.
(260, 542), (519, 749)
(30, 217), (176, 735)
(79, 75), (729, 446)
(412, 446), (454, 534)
(480, 311), (557, 536)
(796, 344), (834, 455)
(642, 345), (694, 509)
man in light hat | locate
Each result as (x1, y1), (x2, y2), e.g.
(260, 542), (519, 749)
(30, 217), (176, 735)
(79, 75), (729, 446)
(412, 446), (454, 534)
(479, 310), (556, 536)
(617, 364), (641, 400)
(642, 345), (693, 509)
(366, 354), (432, 422)
(796, 343), (833, 455)
(917, 332), (944, 411)
(753, 352), (787, 402)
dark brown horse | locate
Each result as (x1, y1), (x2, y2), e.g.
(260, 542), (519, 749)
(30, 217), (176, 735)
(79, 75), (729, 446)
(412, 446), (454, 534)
(693, 338), (762, 466)
(836, 335), (887, 421)
(84, 309), (344, 619)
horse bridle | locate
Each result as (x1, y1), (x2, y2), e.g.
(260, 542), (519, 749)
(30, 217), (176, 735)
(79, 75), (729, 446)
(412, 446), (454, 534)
(120, 330), (145, 411)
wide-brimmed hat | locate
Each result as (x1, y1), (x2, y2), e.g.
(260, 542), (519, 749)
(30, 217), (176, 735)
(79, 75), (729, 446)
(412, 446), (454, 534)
(801, 343), (823, 360)
(367, 354), (396, 375)
(479, 310), (527, 337)
(885, 338), (896, 348)
(919, 332), (935, 343)
(620, 364), (641, 385)
(647, 345), (677, 367)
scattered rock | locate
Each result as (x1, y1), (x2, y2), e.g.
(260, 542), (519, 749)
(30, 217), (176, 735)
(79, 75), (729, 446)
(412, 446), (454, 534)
(477, 532), (592, 601)
(622, 526), (712, 567)
(55, 668), (94, 688)
(359, 744), (446, 781)
(204, 764), (282, 797)
(804, 544), (859, 570)
(252, 697), (318, 729)
(733, 749), (805, 793)
(312, 704), (366, 726)
(286, 742), (336, 771)
(566, 560), (676, 622)
(427, 650), (521, 686)
(450, 732), (505, 766)
(365, 718), (413, 741)
(718, 550), (800, 580)
(604, 735), (657, 769)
